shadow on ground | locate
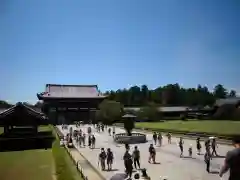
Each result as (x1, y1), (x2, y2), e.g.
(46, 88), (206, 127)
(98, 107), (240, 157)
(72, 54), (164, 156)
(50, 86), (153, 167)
(0, 131), (54, 152)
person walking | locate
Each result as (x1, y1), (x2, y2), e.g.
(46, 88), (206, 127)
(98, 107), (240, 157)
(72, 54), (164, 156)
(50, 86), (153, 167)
(106, 148), (114, 171)
(153, 132), (157, 145)
(167, 132), (172, 144)
(132, 146), (141, 169)
(204, 150), (212, 173)
(196, 137), (202, 155)
(148, 144), (156, 164)
(91, 135), (96, 149)
(99, 148), (107, 171)
(158, 132), (163, 147)
(211, 138), (218, 156)
(123, 150), (133, 178)
(179, 137), (184, 157)
(219, 136), (240, 180)
(188, 144), (193, 157)
(108, 128), (111, 136)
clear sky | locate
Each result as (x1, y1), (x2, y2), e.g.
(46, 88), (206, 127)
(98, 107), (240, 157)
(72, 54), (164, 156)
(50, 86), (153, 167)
(0, 0), (239, 104)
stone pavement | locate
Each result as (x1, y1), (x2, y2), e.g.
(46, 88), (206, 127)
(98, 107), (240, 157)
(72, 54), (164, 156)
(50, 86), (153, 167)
(57, 125), (232, 180)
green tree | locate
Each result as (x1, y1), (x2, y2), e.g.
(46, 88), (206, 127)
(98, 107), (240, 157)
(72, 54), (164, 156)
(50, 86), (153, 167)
(123, 115), (135, 136)
(213, 84), (227, 99)
(97, 100), (122, 125)
(228, 90), (237, 97)
(137, 102), (160, 121)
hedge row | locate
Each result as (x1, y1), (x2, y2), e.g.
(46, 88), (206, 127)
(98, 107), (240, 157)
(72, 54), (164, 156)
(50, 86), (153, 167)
(133, 126), (235, 141)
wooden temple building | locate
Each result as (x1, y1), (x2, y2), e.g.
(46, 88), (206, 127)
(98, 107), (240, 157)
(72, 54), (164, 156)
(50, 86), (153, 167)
(0, 102), (49, 151)
(37, 84), (106, 124)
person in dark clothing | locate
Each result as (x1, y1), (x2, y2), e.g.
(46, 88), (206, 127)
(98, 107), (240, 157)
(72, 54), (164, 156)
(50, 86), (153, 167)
(125, 144), (130, 151)
(123, 150), (133, 178)
(106, 148), (114, 171)
(148, 144), (156, 164)
(99, 148), (107, 171)
(205, 139), (210, 154)
(219, 135), (240, 180)
(132, 146), (140, 169)
(179, 137), (184, 157)
(204, 151), (212, 173)
(196, 137), (202, 155)
(157, 133), (163, 147)
(91, 135), (96, 149)
(211, 138), (218, 156)
(88, 135), (92, 147)
(153, 132), (157, 145)
(108, 128), (111, 136)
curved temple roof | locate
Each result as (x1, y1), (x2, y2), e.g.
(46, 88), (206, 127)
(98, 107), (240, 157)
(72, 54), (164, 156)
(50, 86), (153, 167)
(37, 84), (106, 99)
(0, 102), (47, 124)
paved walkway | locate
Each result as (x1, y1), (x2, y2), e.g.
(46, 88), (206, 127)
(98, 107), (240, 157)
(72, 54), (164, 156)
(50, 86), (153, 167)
(57, 125), (232, 180)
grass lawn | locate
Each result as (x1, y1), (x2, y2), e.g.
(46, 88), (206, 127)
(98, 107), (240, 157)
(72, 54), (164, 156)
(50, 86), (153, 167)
(135, 120), (240, 135)
(0, 149), (55, 180)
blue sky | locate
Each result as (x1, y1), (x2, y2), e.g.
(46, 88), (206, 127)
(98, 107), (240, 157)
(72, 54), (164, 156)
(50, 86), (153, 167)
(0, 0), (239, 104)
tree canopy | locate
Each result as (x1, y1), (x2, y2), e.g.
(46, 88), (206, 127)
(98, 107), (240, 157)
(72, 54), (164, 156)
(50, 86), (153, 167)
(105, 84), (237, 107)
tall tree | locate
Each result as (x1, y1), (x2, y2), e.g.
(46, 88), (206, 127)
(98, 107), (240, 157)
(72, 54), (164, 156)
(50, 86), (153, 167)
(213, 84), (227, 99)
(228, 90), (237, 97)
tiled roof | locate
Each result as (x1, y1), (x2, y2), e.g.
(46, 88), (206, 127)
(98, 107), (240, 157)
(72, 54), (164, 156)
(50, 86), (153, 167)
(38, 84), (106, 99)
(0, 102), (46, 120)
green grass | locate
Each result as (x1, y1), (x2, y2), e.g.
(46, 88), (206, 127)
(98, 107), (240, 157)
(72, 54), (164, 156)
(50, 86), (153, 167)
(52, 128), (83, 180)
(135, 120), (240, 135)
(0, 149), (55, 180)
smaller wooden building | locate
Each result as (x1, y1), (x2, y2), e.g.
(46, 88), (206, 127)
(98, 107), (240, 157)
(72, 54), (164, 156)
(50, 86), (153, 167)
(0, 102), (47, 136)
(0, 102), (50, 151)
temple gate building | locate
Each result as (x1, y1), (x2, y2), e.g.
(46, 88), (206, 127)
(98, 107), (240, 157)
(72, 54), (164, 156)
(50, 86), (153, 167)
(37, 84), (106, 124)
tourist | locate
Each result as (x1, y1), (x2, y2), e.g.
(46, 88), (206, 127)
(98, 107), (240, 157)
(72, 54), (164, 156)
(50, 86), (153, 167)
(88, 135), (92, 147)
(204, 150), (212, 173)
(87, 126), (92, 135)
(211, 138), (218, 156)
(125, 144), (130, 151)
(157, 132), (163, 147)
(78, 133), (82, 147)
(132, 146), (141, 169)
(179, 137), (184, 157)
(205, 139), (211, 154)
(153, 132), (157, 145)
(188, 144), (193, 157)
(123, 150), (133, 178)
(91, 135), (96, 149)
(82, 133), (86, 146)
(112, 126), (116, 137)
(167, 132), (172, 144)
(106, 148), (114, 171)
(99, 148), (107, 171)
(148, 144), (156, 164)
(219, 135), (240, 180)
(108, 128), (111, 136)
(196, 137), (202, 155)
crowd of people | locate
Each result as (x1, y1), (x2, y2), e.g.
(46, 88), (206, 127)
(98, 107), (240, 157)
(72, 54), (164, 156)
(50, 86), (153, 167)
(61, 123), (240, 180)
